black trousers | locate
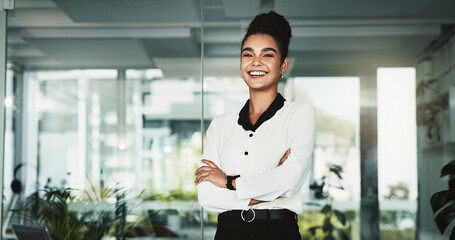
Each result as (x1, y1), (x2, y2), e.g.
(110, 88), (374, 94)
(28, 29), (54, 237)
(214, 212), (301, 240)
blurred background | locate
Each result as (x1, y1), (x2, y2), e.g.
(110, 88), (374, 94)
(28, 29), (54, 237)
(0, 0), (454, 239)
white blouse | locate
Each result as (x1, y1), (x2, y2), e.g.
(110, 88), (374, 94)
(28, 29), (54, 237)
(197, 97), (316, 214)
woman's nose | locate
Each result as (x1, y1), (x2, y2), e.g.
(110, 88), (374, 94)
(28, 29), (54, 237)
(252, 56), (262, 66)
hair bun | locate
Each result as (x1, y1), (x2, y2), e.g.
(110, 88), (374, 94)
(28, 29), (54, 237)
(247, 11), (292, 42)
(242, 11), (292, 62)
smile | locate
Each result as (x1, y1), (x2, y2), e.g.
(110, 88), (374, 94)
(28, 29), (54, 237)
(249, 71), (267, 76)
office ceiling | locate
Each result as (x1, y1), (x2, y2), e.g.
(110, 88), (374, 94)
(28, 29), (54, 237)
(6, 0), (455, 77)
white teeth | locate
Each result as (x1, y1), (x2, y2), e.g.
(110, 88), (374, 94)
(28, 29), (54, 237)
(249, 71), (266, 76)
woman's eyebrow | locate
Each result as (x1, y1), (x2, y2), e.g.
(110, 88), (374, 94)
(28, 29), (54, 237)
(241, 47), (277, 53)
(262, 47), (277, 53)
(241, 47), (253, 52)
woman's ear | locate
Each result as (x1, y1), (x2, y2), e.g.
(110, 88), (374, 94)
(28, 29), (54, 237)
(281, 57), (290, 74)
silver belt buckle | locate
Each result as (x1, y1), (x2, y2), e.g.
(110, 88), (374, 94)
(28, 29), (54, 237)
(241, 209), (255, 223)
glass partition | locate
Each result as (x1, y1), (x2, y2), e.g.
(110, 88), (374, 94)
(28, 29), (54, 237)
(3, 2), (204, 238)
(2, 1), (425, 240)
(3, 66), (16, 238)
(292, 77), (361, 239)
(126, 69), (203, 239)
(378, 68), (417, 240)
(200, 76), (249, 239)
(2, 68), (204, 239)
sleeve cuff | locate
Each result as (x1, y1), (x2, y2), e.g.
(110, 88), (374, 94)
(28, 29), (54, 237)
(235, 176), (250, 200)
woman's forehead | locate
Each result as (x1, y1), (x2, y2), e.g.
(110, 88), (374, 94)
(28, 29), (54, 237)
(242, 34), (279, 50)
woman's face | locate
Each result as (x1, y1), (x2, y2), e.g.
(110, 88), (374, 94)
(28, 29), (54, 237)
(240, 34), (289, 93)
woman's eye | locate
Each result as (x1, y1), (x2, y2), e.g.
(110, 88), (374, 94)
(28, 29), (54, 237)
(264, 54), (274, 58)
(242, 54), (253, 57)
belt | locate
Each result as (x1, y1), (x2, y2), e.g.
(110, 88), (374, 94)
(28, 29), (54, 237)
(220, 209), (297, 223)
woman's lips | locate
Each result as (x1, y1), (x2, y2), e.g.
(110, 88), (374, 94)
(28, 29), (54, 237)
(248, 71), (267, 77)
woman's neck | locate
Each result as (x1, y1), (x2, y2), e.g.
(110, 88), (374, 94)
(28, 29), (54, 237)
(248, 90), (277, 125)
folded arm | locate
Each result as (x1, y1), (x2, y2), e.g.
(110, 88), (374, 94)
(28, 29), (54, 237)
(196, 148), (291, 210)
(235, 104), (315, 201)
(196, 117), (251, 212)
(196, 104), (315, 210)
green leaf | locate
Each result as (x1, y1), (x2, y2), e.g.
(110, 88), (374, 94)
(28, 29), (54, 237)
(310, 180), (327, 199)
(336, 228), (349, 240)
(304, 202), (321, 207)
(441, 160), (455, 178)
(323, 216), (333, 232)
(316, 192), (329, 199)
(309, 183), (323, 190)
(329, 165), (343, 179)
(434, 202), (455, 233)
(416, 80), (426, 97)
(308, 226), (320, 236)
(323, 235), (336, 240)
(430, 190), (452, 213)
(333, 210), (347, 225)
(321, 204), (332, 214)
(427, 78), (438, 85)
(451, 225), (455, 240)
(416, 79), (437, 98)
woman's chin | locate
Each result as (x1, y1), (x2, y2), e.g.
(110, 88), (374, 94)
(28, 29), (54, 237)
(245, 80), (278, 92)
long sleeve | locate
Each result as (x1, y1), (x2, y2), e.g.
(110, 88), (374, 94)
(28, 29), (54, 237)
(235, 103), (315, 201)
(197, 117), (250, 212)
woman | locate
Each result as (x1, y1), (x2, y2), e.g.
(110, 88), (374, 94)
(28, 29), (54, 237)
(195, 11), (315, 240)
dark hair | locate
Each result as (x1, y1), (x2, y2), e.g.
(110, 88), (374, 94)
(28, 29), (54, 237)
(241, 11), (292, 63)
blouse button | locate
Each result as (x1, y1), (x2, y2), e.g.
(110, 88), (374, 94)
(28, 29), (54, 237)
(249, 133), (253, 137)
(244, 151), (248, 155)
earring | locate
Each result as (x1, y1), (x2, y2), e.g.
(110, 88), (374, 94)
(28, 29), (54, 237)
(280, 73), (284, 79)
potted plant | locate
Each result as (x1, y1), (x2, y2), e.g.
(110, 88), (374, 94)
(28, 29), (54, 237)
(416, 78), (449, 140)
(13, 181), (147, 240)
(307, 164), (349, 240)
(430, 159), (455, 239)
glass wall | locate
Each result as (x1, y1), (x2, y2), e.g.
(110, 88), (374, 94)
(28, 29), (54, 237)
(1, 68), (204, 239)
(3, 66), (15, 238)
(1, 2), (425, 240)
(378, 68), (417, 240)
(3, 0), (206, 238)
(292, 77), (360, 239)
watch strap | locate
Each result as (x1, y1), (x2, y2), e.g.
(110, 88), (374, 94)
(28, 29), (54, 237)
(226, 175), (240, 190)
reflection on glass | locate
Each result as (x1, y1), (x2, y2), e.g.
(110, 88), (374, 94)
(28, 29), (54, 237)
(128, 69), (203, 239)
(201, 76), (249, 238)
(378, 68), (417, 240)
(292, 77), (360, 239)
(2, 69), (204, 239)
(2, 67), (16, 239)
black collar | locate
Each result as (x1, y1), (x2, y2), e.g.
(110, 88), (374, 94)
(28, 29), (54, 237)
(237, 93), (286, 132)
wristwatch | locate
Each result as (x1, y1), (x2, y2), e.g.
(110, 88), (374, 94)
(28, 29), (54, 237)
(226, 175), (240, 190)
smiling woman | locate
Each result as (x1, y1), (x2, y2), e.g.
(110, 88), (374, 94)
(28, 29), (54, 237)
(195, 11), (316, 240)
(240, 34), (289, 94)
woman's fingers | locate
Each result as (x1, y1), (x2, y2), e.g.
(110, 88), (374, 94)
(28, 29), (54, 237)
(195, 159), (227, 188)
(278, 148), (291, 166)
(249, 199), (265, 206)
(201, 159), (218, 169)
(194, 165), (227, 188)
(195, 166), (212, 175)
(194, 171), (211, 184)
(195, 160), (218, 176)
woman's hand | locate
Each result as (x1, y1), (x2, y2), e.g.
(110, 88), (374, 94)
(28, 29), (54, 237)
(249, 199), (265, 206)
(194, 159), (228, 188)
(278, 148), (291, 166)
